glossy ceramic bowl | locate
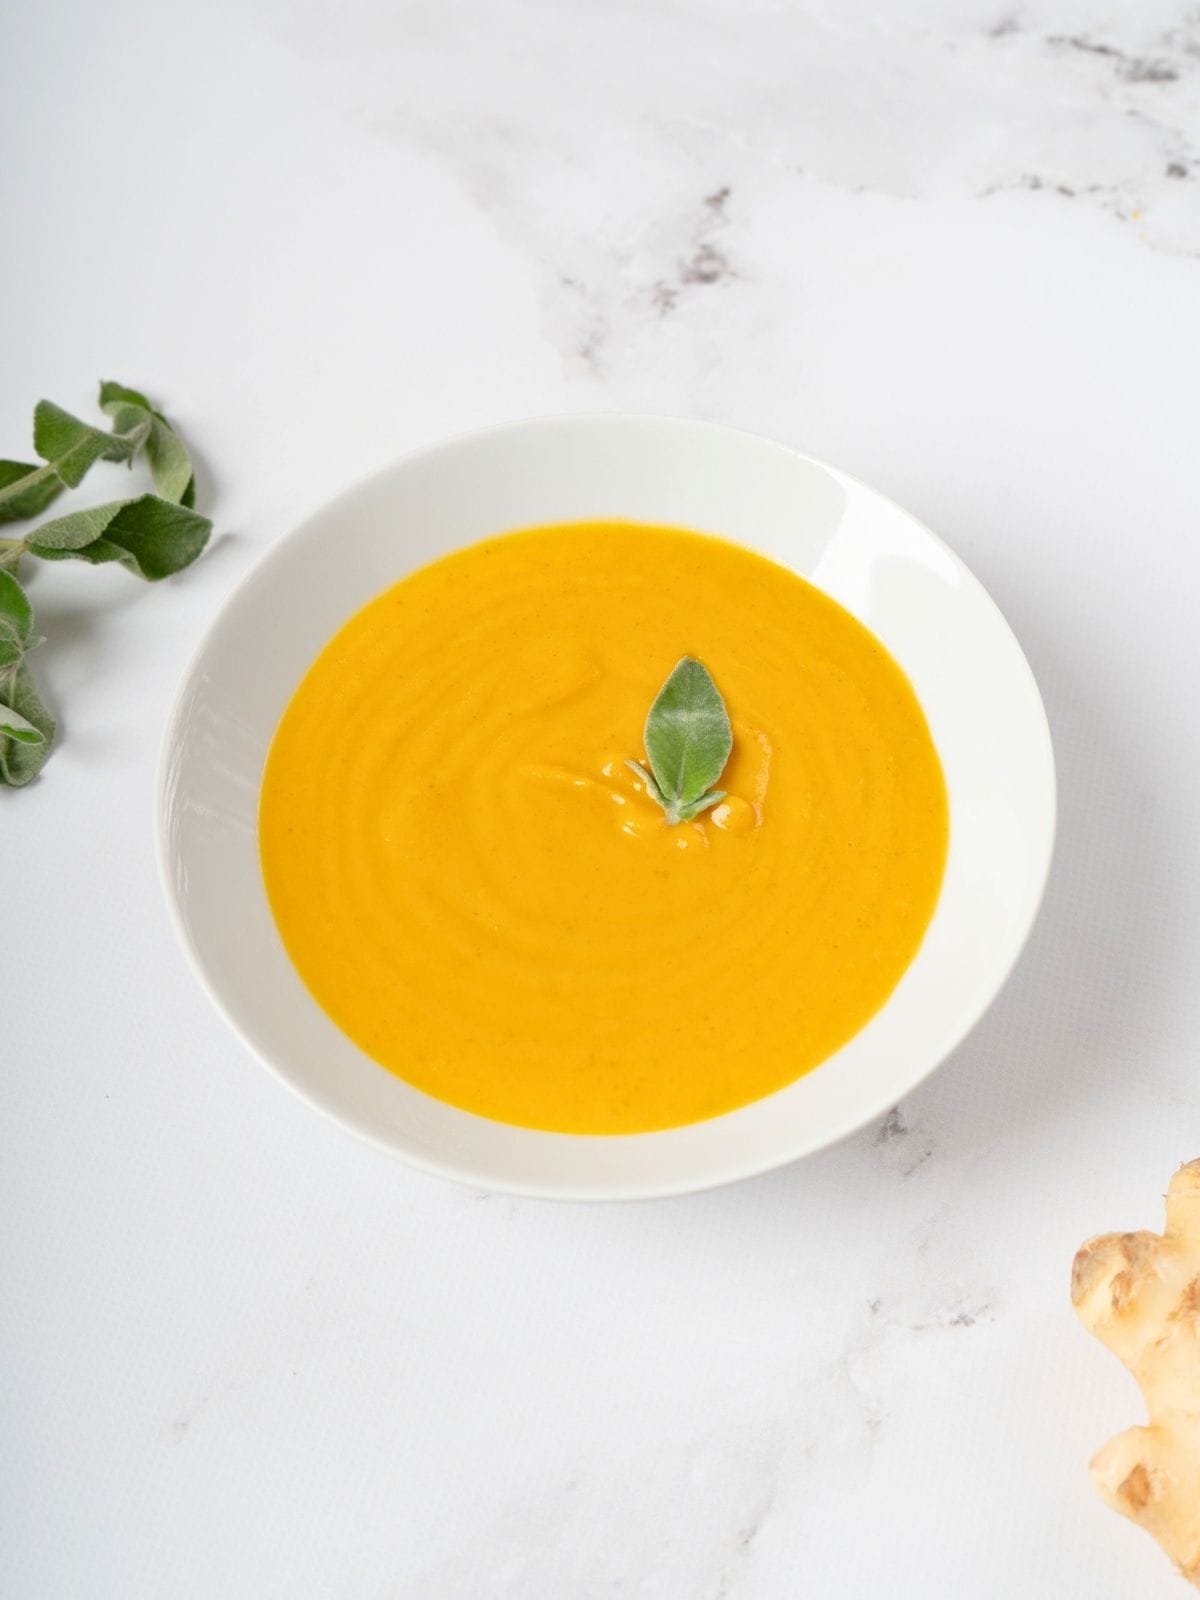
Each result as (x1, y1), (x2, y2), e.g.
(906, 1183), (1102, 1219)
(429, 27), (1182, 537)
(157, 415), (1055, 1199)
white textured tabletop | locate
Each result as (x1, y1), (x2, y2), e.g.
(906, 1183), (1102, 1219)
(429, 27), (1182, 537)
(4, 1), (1200, 1595)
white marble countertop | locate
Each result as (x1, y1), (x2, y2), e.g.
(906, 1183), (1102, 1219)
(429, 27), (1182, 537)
(4, 0), (1200, 1594)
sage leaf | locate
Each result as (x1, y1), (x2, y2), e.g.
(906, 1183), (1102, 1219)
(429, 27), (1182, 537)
(0, 569), (33, 642)
(0, 461), (38, 491)
(23, 501), (125, 552)
(677, 789), (727, 823)
(34, 400), (148, 484)
(0, 459), (67, 523)
(98, 380), (154, 411)
(0, 661), (55, 785)
(0, 391), (152, 525)
(0, 569), (33, 667)
(26, 494), (212, 580)
(100, 381), (196, 506)
(146, 419), (195, 506)
(638, 656), (733, 825)
(624, 758), (666, 806)
(0, 702), (44, 742)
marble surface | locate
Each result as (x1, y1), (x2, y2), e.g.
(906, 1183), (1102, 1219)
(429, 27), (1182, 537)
(4, 0), (1200, 1594)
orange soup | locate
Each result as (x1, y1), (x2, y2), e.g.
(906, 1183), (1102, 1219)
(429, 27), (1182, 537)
(259, 522), (948, 1133)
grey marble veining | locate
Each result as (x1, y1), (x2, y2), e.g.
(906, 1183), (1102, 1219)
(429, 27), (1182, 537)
(262, 0), (1200, 385)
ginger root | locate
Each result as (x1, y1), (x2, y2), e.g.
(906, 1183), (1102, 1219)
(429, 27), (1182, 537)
(1072, 1159), (1200, 1584)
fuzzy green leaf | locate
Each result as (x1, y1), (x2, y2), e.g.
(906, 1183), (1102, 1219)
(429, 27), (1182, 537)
(639, 656), (733, 824)
(0, 459), (66, 523)
(98, 380), (153, 411)
(33, 400), (148, 485)
(99, 381), (195, 506)
(0, 394), (152, 525)
(624, 758), (666, 807)
(0, 662), (55, 785)
(677, 790), (727, 823)
(0, 462), (37, 490)
(0, 569), (33, 667)
(23, 500), (124, 552)
(26, 494), (212, 580)
(0, 568), (33, 643)
(147, 419), (196, 506)
(0, 702), (44, 742)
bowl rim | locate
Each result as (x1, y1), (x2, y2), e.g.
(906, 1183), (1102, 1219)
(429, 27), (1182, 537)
(155, 412), (1057, 1200)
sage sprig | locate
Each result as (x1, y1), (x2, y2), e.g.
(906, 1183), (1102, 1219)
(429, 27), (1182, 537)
(0, 568), (54, 786)
(0, 381), (211, 787)
(627, 656), (733, 824)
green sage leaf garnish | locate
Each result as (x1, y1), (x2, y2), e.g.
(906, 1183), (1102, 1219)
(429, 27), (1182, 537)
(627, 656), (733, 825)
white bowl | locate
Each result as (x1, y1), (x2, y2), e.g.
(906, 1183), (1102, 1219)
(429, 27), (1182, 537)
(157, 415), (1055, 1200)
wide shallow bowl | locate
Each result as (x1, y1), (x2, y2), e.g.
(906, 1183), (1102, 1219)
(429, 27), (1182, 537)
(157, 415), (1055, 1200)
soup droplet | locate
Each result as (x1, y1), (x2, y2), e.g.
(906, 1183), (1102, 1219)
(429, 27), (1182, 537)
(710, 797), (755, 833)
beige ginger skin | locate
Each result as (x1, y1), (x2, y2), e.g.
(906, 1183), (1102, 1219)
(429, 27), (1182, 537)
(1072, 1159), (1200, 1585)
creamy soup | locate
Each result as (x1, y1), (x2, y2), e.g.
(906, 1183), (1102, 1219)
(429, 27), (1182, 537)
(259, 522), (948, 1133)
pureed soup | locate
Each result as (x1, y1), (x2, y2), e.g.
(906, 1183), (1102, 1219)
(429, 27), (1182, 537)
(259, 522), (948, 1134)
